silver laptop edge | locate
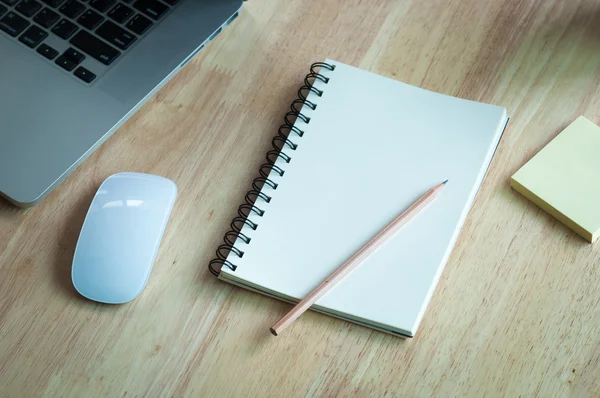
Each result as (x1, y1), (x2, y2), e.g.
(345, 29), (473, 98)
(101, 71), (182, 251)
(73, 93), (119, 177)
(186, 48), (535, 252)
(0, 0), (243, 207)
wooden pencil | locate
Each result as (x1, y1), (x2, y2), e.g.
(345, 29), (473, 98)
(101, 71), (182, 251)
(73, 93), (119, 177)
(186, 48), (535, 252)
(270, 180), (448, 336)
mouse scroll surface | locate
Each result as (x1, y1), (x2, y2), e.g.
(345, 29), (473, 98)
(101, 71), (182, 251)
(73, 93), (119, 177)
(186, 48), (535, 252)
(72, 173), (177, 304)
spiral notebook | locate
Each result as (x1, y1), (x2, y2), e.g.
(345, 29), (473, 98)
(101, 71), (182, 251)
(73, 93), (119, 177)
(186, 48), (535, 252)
(210, 60), (508, 337)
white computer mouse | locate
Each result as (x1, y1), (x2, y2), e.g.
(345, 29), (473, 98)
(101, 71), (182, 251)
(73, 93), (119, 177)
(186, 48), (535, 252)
(72, 172), (177, 304)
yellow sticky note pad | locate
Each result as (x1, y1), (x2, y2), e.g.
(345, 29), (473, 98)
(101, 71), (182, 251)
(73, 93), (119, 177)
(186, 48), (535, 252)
(511, 116), (600, 242)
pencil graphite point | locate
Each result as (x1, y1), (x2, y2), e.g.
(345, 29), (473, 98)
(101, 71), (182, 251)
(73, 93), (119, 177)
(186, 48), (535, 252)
(442, 179), (449, 185)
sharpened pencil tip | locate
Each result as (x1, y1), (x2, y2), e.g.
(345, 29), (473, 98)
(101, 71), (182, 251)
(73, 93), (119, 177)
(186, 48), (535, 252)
(442, 179), (449, 185)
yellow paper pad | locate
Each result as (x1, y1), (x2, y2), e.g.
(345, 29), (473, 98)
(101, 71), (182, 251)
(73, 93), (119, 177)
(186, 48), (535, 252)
(511, 116), (600, 242)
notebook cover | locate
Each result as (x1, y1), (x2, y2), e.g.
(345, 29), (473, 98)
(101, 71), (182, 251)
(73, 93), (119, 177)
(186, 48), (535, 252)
(217, 60), (508, 337)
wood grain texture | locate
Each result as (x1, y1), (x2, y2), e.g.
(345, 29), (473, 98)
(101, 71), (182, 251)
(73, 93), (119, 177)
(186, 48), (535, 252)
(2, 0), (600, 396)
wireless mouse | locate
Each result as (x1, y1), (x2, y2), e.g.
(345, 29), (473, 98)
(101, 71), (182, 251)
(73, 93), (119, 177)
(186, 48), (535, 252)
(72, 172), (177, 304)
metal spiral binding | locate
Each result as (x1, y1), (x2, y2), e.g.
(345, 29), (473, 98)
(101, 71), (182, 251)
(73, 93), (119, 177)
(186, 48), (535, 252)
(208, 62), (336, 276)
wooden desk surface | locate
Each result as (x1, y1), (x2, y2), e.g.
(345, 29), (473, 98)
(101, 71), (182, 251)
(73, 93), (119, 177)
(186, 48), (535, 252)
(2, 0), (600, 396)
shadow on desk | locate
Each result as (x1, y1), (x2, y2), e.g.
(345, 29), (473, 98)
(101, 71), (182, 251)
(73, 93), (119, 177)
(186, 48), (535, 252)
(455, 5), (600, 104)
(52, 186), (97, 303)
(0, 197), (28, 256)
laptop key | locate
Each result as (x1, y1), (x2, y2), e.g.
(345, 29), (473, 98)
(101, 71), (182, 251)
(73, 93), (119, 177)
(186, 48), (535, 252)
(55, 54), (77, 71)
(18, 24), (47, 47)
(70, 30), (120, 65)
(63, 46), (84, 62)
(34, 7), (60, 28)
(89, 0), (114, 12)
(74, 66), (95, 83)
(0, 5), (7, 17)
(16, 0), (43, 17)
(107, 3), (133, 23)
(77, 9), (102, 29)
(41, 0), (65, 7)
(162, 0), (178, 4)
(133, 0), (167, 20)
(51, 18), (77, 38)
(59, 0), (85, 18)
(37, 42), (59, 59)
(0, 11), (30, 37)
(0, 0), (19, 5)
(55, 47), (84, 71)
(96, 20), (135, 50)
(125, 13), (151, 34)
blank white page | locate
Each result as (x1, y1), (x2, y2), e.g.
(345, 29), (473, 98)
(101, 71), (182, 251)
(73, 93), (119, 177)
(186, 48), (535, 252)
(221, 60), (507, 337)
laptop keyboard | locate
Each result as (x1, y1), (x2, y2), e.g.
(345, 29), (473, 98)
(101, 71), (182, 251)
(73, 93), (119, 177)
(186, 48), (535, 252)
(0, 0), (179, 84)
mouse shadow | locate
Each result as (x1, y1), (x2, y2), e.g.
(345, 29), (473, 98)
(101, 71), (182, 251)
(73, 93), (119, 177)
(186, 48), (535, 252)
(52, 187), (95, 302)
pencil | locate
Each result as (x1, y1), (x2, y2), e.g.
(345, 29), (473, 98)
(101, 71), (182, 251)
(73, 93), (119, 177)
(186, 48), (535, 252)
(269, 180), (448, 336)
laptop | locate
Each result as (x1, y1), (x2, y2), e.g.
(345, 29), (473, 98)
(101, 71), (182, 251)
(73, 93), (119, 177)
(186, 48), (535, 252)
(0, 0), (243, 207)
